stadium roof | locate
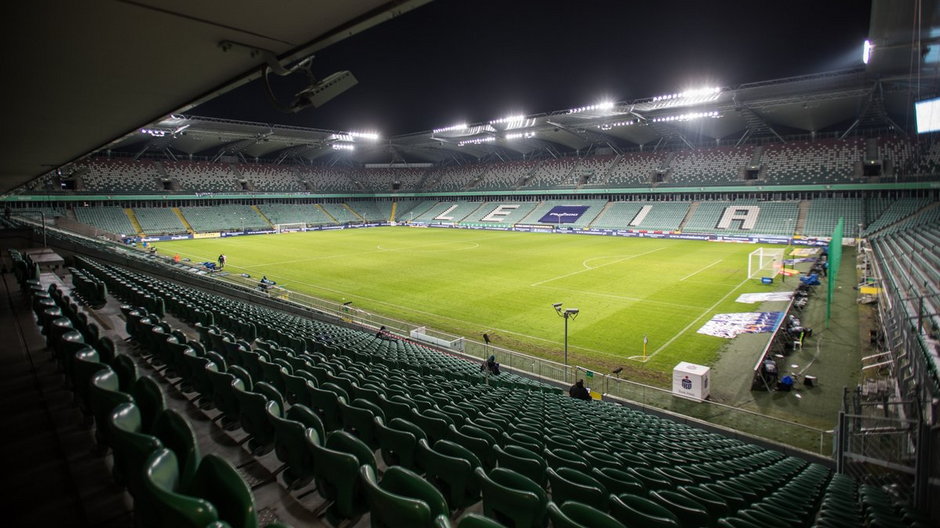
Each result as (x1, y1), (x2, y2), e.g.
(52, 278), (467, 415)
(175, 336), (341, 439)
(0, 0), (432, 193)
(1, 0), (939, 193)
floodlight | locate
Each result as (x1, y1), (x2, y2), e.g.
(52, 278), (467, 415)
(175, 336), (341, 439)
(331, 143), (354, 151)
(566, 308), (579, 315)
(862, 39), (874, 64)
(433, 123), (468, 134)
(348, 131), (379, 141)
(552, 302), (563, 310)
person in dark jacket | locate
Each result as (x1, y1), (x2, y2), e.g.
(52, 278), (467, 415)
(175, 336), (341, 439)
(569, 379), (591, 400)
(481, 355), (500, 375)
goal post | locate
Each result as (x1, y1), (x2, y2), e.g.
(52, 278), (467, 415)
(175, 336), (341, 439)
(274, 223), (307, 233)
(748, 247), (784, 279)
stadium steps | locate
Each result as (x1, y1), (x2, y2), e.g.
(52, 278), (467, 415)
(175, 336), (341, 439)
(677, 201), (700, 231)
(389, 201), (397, 222)
(795, 200), (811, 234)
(315, 203), (337, 223)
(587, 201), (615, 228)
(171, 207), (195, 233)
(343, 203), (366, 222)
(250, 205), (274, 228)
(123, 208), (145, 236)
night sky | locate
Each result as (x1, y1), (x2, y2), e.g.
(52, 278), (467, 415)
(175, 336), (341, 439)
(192, 0), (872, 136)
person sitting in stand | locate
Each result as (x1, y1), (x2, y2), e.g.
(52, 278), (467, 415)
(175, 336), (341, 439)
(480, 355), (500, 375)
(569, 379), (591, 400)
(762, 358), (778, 384)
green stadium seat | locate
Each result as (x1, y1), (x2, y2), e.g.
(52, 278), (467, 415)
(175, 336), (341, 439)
(360, 465), (452, 528)
(109, 402), (163, 498)
(649, 489), (713, 528)
(375, 416), (421, 471)
(309, 430), (376, 520)
(417, 438), (481, 510)
(608, 493), (681, 528)
(130, 375), (166, 434)
(153, 408), (201, 491)
(546, 466), (610, 512)
(89, 366), (135, 448)
(547, 501), (626, 528)
(475, 467), (548, 528)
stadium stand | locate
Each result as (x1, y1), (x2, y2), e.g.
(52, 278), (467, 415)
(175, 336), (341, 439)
(132, 206), (187, 234)
(73, 205), (137, 235)
(416, 201), (484, 223)
(760, 138), (863, 184)
(525, 158), (580, 189)
(257, 203), (335, 226)
(606, 151), (668, 186)
(238, 163), (305, 192)
(668, 146), (751, 186)
(178, 204), (269, 232)
(803, 198), (865, 237)
(319, 202), (362, 223)
(862, 197), (931, 236)
(78, 159), (164, 192)
(520, 199), (608, 228)
(165, 161), (240, 192)
(462, 202), (539, 227)
(589, 201), (692, 231)
(682, 200), (800, 236)
(424, 164), (486, 191)
(347, 200), (392, 222)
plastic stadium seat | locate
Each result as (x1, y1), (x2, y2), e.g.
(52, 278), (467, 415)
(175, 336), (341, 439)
(308, 430), (376, 520)
(307, 384), (345, 431)
(546, 466), (610, 512)
(130, 376), (167, 434)
(446, 424), (496, 470)
(337, 397), (383, 450)
(493, 444), (548, 488)
(455, 513), (506, 528)
(676, 485), (731, 519)
(547, 501), (627, 528)
(153, 408), (201, 491)
(475, 467), (548, 528)
(375, 417), (421, 471)
(627, 467), (673, 491)
(360, 465), (452, 528)
(417, 438), (481, 510)
(649, 489), (713, 528)
(205, 365), (241, 430)
(140, 449), (216, 528)
(109, 402), (163, 498)
(608, 493), (681, 528)
(111, 353), (140, 392)
(89, 366), (135, 448)
(72, 347), (108, 419)
(234, 381), (281, 455)
(543, 447), (591, 473)
(267, 400), (316, 489)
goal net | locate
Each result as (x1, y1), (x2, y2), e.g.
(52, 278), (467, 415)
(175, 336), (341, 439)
(748, 247), (784, 279)
(274, 223), (306, 233)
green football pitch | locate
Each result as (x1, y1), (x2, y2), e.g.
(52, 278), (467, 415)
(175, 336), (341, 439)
(153, 227), (788, 385)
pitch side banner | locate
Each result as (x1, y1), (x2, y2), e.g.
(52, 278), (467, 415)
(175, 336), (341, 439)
(538, 205), (589, 224)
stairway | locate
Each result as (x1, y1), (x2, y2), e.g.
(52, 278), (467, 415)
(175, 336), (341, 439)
(389, 201), (398, 222)
(795, 200), (811, 235)
(124, 208), (144, 236)
(316, 204), (337, 223)
(588, 200), (615, 228)
(171, 207), (195, 233)
(251, 205), (274, 228)
(678, 202), (700, 231)
(343, 203), (366, 222)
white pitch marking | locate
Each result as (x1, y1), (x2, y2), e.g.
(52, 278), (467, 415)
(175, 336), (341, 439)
(632, 277), (750, 362)
(530, 247), (666, 287)
(680, 259), (723, 281)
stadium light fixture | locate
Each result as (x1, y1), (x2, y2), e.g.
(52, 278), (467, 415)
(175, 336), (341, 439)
(140, 128), (167, 137)
(433, 123), (468, 134)
(568, 100), (616, 114)
(651, 111), (719, 123)
(489, 114), (526, 125)
(598, 120), (636, 130)
(552, 302), (580, 369)
(458, 136), (497, 147)
(862, 39), (874, 64)
(331, 143), (355, 151)
(504, 131), (536, 140)
(348, 131), (380, 141)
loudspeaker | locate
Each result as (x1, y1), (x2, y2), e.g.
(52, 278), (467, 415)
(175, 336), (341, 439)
(483, 333), (490, 344)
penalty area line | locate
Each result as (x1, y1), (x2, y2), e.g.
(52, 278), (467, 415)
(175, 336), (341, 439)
(680, 259), (723, 281)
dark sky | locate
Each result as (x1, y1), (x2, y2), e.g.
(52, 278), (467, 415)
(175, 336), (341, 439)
(193, 0), (872, 136)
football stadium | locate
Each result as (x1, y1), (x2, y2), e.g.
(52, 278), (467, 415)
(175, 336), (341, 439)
(1, 1), (938, 527)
